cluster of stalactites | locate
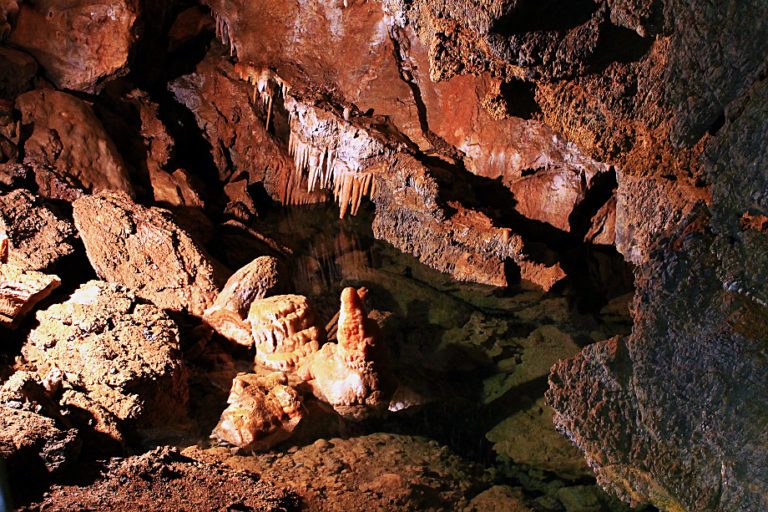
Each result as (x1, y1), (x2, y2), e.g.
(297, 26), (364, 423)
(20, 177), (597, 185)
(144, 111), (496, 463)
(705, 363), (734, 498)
(287, 127), (375, 218)
(213, 11), (237, 57)
(234, 64), (290, 131)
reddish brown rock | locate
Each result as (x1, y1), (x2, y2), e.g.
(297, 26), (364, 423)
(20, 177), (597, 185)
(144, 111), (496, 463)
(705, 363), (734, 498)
(169, 48), (326, 207)
(8, 1), (139, 92)
(72, 192), (219, 316)
(0, 99), (17, 162)
(0, 46), (36, 100)
(204, 255), (284, 347)
(586, 196), (617, 246)
(0, 189), (76, 272)
(23, 446), (300, 511)
(22, 280), (189, 428)
(298, 287), (391, 419)
(16, 89), (133, 194)
(212, 372), (305, 452)
(0, 406), (80, 474)
(0, 264), (60, 327)
(249, 294), (322, 371)
(167, 6), (215, 53)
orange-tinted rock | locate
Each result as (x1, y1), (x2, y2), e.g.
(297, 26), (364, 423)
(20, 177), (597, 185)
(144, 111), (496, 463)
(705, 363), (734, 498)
(8, 0), (139, 92)
(168, 6), (215, 53)
(22, 280), (189, 428)
(0, 189), (76, 272)
(223, 177), (257, 220)
(298, 287), (391, 419)
(0, 98), (17, 161)
(169, 48), (326, 207)
(16, 89), (133, 194)
(586, 196), (617, 246)
(204, 256), (284, 347)
(0, 264), (60, 327)
(248, 294), (322, 371)
(507, 170), (588, 232)
(212, 372), (304, 451)
(72, 192), (219, 316)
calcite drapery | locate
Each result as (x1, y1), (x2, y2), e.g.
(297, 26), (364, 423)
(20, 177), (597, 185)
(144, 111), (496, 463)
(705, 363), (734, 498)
(212, 372), (304, 452)
(298, 287), (390, 419)
(248, 294), (322, 371)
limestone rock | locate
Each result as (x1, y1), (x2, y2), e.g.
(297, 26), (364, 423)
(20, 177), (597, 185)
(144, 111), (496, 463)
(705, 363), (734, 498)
(16, 89), (133, 194)
(0, 189), (76, 272)
(8, 0), (139, 92)
(24, 447), (300, 511)
(22, 281), (189, 428)
(248, 294), (322, 370)
(465, 486), (532, 512)
(204, 256), (284, 347)
(298, 287), (391, 419)
(212, 372), (304, 452)
(585, 196), (617, 246)
(73, 192), (219, 316)
(0, 264), (60, 327)
(0, 406), (80, 474)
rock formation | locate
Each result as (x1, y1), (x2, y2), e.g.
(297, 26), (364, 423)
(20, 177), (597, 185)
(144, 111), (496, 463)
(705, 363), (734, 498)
(212, 372), (304, 452)
(73, 192), (219, 316)
(0, 189), (76, 272)
(0, 264), (60, 327)
(22, 281), (189, 430)
(16, 89), (133, 194)
(248, 294), (322, 371)
(204, 255), (284, 347)
(298, 287), (392, 419)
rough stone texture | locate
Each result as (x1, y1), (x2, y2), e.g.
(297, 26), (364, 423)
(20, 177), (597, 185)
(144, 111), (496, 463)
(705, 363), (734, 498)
(212, 372), (304, 452)
(249, 294), (322, 371)
(73, 192), (219, 316)
(169, 47), (326, 207)
(7, 0), (139, 92)
(298, 287), (392, 420)
(465, 486), (532, 512)
(0, 264), (60, 327)
(0, 47), (36, 100)
(0, 189), (76, 272)
(22, 281), (189, 428)
(22, 447), (300, 511)
(204, 256), (285, 347)
(16, 89), (133, 194)
(585, 195), (616, 246)
(0, 406), (80, 474)
(185, 433), (491, 511)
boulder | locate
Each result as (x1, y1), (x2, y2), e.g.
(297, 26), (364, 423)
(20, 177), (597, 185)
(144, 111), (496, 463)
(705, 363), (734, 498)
(72, 192), (219, 316)
(8, 0), (138, 92)
(16, 89), (133, 194)
(22, 281), (189, 429)
(0, 189), (76, 272)
(0, 264), (60, 328)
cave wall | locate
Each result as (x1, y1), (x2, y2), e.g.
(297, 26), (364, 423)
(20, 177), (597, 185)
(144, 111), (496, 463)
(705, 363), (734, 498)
(0, 0), (766, 509)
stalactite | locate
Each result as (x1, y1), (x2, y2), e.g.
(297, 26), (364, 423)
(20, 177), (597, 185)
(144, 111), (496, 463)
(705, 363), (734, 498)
(212, 11), (237, 58)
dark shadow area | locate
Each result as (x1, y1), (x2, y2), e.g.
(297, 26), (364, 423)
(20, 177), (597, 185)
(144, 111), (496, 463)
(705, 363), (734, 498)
(590, 23), (653, 73)
(492, 0), (598, 36)
(500, 79), (542, 120)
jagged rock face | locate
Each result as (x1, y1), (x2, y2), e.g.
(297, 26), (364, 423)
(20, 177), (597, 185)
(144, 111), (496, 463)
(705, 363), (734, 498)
(16, 89), (133, 194)
(212, 372), (304, 451)
(25, 447), (300, 511)
(248, 294), (322, 371)
(0, 189), (76, 272)
(22, 281), (189, 428)
(0, 47), (36, 100)
(7, 0), (138, 92)
(72, 192), (219, 316)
